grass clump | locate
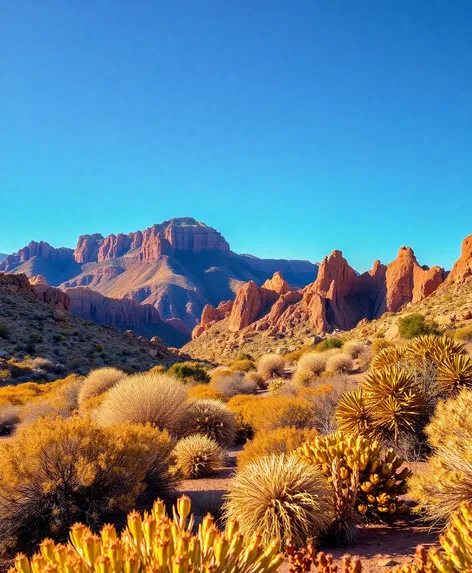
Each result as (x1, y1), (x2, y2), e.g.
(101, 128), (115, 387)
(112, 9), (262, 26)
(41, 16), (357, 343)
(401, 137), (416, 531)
(0, 416), (176, 558)
(297, 353), (328, 378)
(398, 313), (440, 339)
(167, 361), (210, 384)
(210, 372), (258, 398)
(95, 372), (187, 433)
(257, 354), (285, 381)
(180, 399), (236, 447)
(238, 427), (318, 469)
(325, 353), (354, 374)
(454, 324), (472, 342)
(77, 366), (126, 406)
(188, 384), (227, 402)
(224, 453), (331, 549)
(316, 337), (343, 352)
(343, 339), (366, 358)
(173, 434), (223, 478)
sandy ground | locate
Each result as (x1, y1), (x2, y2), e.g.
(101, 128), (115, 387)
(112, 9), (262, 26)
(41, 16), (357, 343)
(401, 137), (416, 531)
(176, 449), (436, 573)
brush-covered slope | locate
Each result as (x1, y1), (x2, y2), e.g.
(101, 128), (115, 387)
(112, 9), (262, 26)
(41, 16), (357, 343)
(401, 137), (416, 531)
(1, 218), (317, 331)
(0, 273), (180, 382)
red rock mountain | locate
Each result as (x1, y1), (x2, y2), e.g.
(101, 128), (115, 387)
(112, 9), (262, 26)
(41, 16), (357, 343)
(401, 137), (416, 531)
(191, 240), (457, 341)
(0, 218), (317, 339)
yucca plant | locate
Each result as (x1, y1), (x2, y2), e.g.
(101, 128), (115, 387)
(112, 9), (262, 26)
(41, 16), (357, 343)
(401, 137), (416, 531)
(296, 432), (410, 528)
(370, 346), (406, 370)
(173, 434), (223, 479)
(362, 365), (426, 441)
(11, 495), (284, 573)
(224, 453), (331, 549)
(405, 335), (465, 367)
(437, 354), (472, 394)
(335, 389), (374, 437)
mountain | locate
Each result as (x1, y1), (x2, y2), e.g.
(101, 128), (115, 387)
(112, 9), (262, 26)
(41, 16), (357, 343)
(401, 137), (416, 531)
(0, 254), (6, 263)
(0, 273), (180, 382)
(0, 218), (318, 334)
(182, 236), (471, 362)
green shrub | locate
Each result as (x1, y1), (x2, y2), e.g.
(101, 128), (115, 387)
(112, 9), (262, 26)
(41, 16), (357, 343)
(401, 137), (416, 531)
(398, 313), (439, 339)
(316, 337), (343, 352)
(168, 361), (210, 384)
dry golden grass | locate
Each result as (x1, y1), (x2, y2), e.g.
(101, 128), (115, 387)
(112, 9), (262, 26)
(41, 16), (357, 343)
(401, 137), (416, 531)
(95, 372), (187, 433)
(77, 367), (127, 406)
(257, 354), (285, 380)
(180, 399), (236, 447)
(173, 434), (223, 478)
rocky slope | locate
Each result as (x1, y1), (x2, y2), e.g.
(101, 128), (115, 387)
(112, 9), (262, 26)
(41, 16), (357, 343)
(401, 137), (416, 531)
(0, 254), (6, 263)
(183, 238), (464, 361)
(0, 273), (181, 382)
(1, 218), (317, 332)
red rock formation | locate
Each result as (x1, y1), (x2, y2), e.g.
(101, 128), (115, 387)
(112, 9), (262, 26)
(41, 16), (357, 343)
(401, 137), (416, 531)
(192, 300), (234, 339)
(446, 234), (472, 284)
(0, 241), (74, 272)
(0, 273), (36, 296)
(65, 286), (162, 328)
(73, 234), (104, 264)
(31, 276), (71, 311)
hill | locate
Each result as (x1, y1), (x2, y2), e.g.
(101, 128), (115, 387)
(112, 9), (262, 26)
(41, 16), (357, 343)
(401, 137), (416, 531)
(0, 218), (317, 332)
(0, 273), (181, 384)
(182, 234), (472, 361)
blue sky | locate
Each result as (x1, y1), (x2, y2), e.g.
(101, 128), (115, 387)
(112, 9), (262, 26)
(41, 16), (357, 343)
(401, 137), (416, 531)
(1, 1), (471, 272)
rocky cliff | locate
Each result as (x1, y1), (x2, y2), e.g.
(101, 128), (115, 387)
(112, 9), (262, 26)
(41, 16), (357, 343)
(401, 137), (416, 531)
(1, 218), (317, 333)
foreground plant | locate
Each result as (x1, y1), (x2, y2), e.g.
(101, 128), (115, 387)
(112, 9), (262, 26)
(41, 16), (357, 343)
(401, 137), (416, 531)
(224, 453), (331, 549)
(11, 496), (284, 573)
(173, 434), (223, 478)
(296, 432), (409, 539)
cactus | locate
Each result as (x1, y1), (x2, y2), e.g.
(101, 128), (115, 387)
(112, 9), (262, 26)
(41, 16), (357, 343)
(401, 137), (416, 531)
(296, 432), (410, 528)
(437, 354), (472, 394)
(10, 495), (284, 573)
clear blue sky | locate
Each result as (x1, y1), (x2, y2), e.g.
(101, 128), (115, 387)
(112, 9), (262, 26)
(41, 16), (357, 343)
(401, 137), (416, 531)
(1, 1), (471, 272)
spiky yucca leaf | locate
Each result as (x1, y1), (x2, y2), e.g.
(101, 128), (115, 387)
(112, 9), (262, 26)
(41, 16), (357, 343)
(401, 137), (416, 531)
(370, 347), (406, 370)
(437, 354), (472, 394)
(405, 335), (465, 367)
(224, 453), (331, 549)
(335, 389), (373, 437)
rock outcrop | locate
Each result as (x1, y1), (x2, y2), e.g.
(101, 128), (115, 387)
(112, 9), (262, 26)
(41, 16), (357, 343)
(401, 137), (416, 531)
(446, 234), (472, 284)
(31, 275), (71, 311)
(191, 245), (448, 340)
(0, 241), (74, 272)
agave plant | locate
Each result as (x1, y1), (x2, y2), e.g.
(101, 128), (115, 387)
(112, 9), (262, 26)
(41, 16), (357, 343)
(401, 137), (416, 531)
(370, 346), (406, 370)
(362, 365), (426, 441)
(335, 389), (374, 437)
(437, 354), (472, 394)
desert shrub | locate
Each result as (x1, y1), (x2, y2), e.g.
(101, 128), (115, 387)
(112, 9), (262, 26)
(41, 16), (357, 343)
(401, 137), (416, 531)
(149, 364), (167, 374)
(245, 369), (266, 389)
(454, 325), (472, 342)
(398, 313), (440, 339)
(298, 352), (328, 377)
(316, 337), (343, 352)
(168, 361), (210, 384)
(79, 392), (107, 415)
(173, 434), (223, 478)
(13, 496), (284, 573)
(343, 340), (366, 359)
(283, 345), (312, 365)
(325, 353), (353, 374)
(211, 371), (258, 398)
(410, 390), (472, 524)
(0, 404), (20, 436)
(229, 359), (255, 372)
(226, 395), (257, 444)
(228, 394), (315, 434)
(268, 378), (285, 394)
(0, 416), (176, 557)
(224, 453), (331, 549)
(238, 427), (318, 469)
(293, 368), (316, 387)
(180, 399), (236, 447)
(0, 324), (8, 339)
(77, 367), (126, 406)
(188, 384), (227, 402)
(297, 432), (409, 541)
(95, 373), (187, 433)
(277, 379), (299, 397)
(29, 357), (54, 372)
(257, 354), (285, 380)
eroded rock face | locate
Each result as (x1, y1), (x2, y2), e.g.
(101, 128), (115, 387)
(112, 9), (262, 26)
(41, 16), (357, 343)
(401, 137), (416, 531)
(0, 273), (36, 296)
(0, 241), (74, 272)
(73, 218), (231, 264)
(447, 234), (472, 284)
(65, 287), (162, 328)
(191, 300), (234, 339)
(31, 276), (71, 311)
